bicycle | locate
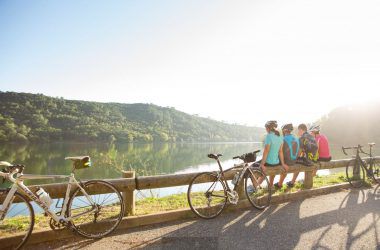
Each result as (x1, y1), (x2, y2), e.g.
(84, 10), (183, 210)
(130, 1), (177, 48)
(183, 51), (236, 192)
(187, 151), (271, 219)
(0, 156), (125, 250)
(342, 143), (380, 188)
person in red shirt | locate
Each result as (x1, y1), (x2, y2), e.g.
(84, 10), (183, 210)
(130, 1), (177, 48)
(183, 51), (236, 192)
(309, 125), (332, 161)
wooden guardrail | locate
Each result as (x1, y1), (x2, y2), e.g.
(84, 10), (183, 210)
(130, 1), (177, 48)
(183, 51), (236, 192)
(19, 157), (380, 216)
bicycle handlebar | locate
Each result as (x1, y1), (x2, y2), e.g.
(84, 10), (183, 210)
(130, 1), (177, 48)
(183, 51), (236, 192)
(1, 164), (25, 183)
(342, 144), (369, 156)
(359, 146), (368, 155)
(232, 150), (260, 163)
(342, 147), (348, 155)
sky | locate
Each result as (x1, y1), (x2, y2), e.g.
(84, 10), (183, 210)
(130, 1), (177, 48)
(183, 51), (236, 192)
(1, 0), (380, 127)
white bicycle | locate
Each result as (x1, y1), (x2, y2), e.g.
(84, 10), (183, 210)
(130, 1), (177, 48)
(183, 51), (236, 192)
(0, 156), (125, 249)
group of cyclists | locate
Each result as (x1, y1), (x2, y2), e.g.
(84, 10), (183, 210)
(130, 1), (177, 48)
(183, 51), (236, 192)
(256, 120), (331, 189)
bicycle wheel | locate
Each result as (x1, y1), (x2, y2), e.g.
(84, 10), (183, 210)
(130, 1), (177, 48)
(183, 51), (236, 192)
(346, 159), (365, 188)
(67, 180), (125, 238)
(245, 168), (271, 210)
(369, 158), (380, 184)
(187, 172), (227, 219)
(0, 191), (34, 250)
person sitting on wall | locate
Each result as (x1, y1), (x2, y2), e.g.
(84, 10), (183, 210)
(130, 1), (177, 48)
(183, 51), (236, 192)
(256, 120), (289, 188)
(309, 125), (332, 162)
(286, 123), (318, 188)
(274, 123), (299, 189)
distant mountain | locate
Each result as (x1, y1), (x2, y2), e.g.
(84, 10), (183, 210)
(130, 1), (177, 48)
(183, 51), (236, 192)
(0, 92), (265, 143)
(317, 102), (380, 145)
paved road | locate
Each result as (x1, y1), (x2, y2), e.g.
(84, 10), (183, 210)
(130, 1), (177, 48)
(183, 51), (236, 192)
(27, 186), (380, 250)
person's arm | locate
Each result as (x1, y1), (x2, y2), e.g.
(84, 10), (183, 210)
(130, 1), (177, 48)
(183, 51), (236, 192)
(279, 143), (289, 171)
(316, 137), (320, 151)
(261, 144), (270, 164)
(298, 137), (304, 157)
(260, 144), (270, 172)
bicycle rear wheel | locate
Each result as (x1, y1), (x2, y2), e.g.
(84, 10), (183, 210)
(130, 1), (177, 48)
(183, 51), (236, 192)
(245, 168), (271, 210)
(0, 191), (34, 250)
(369, 159), (380, 184)
(187, 172), (227, 219)
(67, 180), (125, 238)
(346, 159), (365, 188)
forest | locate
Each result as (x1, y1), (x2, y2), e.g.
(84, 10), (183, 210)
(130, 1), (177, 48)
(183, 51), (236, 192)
(318, 102), (380, 145)
(0, 92), (264, 143)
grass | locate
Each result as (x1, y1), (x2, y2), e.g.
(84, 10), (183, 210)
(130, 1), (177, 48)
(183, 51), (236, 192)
(0, 171), (374, 236)
(0, 203), (122, 238)
(274, 172), (349, 194)
(0, 213), (47, 237)
(135, 171), (353, 214)
(135, 193), (189, 215)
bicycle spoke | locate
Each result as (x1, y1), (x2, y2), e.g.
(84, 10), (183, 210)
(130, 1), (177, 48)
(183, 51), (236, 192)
(188, 172), (227, 219)
(68, 181), (124, 238)
(245, 169), (271, 210)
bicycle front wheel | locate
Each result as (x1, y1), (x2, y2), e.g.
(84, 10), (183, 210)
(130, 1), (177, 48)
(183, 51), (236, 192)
(0, 191), (34, 250)
(346, 159), (365, 188)
(187, 172), (227, 219)
(67, 180), (125, 238)
(245, 168), (271, 210)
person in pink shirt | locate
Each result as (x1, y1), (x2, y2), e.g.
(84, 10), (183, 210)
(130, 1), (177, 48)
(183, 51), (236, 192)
(309, 125), (331, 162)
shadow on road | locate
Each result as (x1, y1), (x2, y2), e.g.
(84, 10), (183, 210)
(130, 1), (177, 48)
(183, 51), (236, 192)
(138, 186), (380, 249)
(25, 185), (380, 249)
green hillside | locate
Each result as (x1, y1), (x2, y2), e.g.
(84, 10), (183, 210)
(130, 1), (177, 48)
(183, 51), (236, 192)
(0, 92), (264, 143)
(317, 102), (380, 145)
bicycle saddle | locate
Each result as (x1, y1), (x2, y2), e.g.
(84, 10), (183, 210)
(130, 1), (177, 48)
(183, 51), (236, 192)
(65, 156), (90, 161)
(207, 153), (222, 159)
(0, 161), (12, 167)
(369, 142), (376, 146)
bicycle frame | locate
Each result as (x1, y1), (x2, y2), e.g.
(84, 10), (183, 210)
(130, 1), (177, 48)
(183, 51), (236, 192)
(214, 159), (257, 193)
(343, 144), (376, 176)
(0, 172), (97, 224)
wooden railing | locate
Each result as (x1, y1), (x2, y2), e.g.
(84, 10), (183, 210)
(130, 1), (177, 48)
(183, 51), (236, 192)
(22, 157), (379, 216)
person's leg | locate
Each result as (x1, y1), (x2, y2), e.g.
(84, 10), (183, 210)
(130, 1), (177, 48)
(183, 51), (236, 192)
(278, 173), (287, 186)
(291, 172), (299, 183)
(269, 175), (275, 187)
(253, 160), (265, 185)
(313, 169), (317, 176)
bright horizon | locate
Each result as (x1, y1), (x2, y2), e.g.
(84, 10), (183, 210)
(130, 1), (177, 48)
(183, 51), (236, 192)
(1, 0), (380, 127)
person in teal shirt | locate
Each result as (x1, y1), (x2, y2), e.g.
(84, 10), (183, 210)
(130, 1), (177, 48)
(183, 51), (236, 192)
(259, 120), (289, 188)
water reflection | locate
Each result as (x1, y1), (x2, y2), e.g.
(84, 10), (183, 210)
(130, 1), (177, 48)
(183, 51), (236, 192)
(0, 142), (261, 185)
(0, 142), (378, 187)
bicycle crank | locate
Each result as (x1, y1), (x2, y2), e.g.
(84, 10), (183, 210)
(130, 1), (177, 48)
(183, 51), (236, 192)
(49, 217), (66, 230)
(227, 191), (239, 205)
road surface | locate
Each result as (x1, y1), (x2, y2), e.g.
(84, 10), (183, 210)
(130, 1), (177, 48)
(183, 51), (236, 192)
(27, 186), (380, 249)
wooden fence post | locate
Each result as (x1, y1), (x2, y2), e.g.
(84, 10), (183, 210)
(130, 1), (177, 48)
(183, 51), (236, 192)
(122, 170), (135, 216)
(236, 172), (246, 201)
(304, 169), (314, 189)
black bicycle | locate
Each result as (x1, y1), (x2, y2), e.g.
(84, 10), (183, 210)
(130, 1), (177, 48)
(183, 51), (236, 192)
(342, 143), (380, 188)
(187, 151), (271, 219)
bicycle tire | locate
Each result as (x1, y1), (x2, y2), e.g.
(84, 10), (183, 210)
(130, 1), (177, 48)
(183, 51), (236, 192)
(346, 158), (365, 188)
(244, 168), (271, 210)
(67, 180), (125, 238)
(0, 191), (34, 250)
(187, 172), (227, 219)
(369, 158), (380, 184)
